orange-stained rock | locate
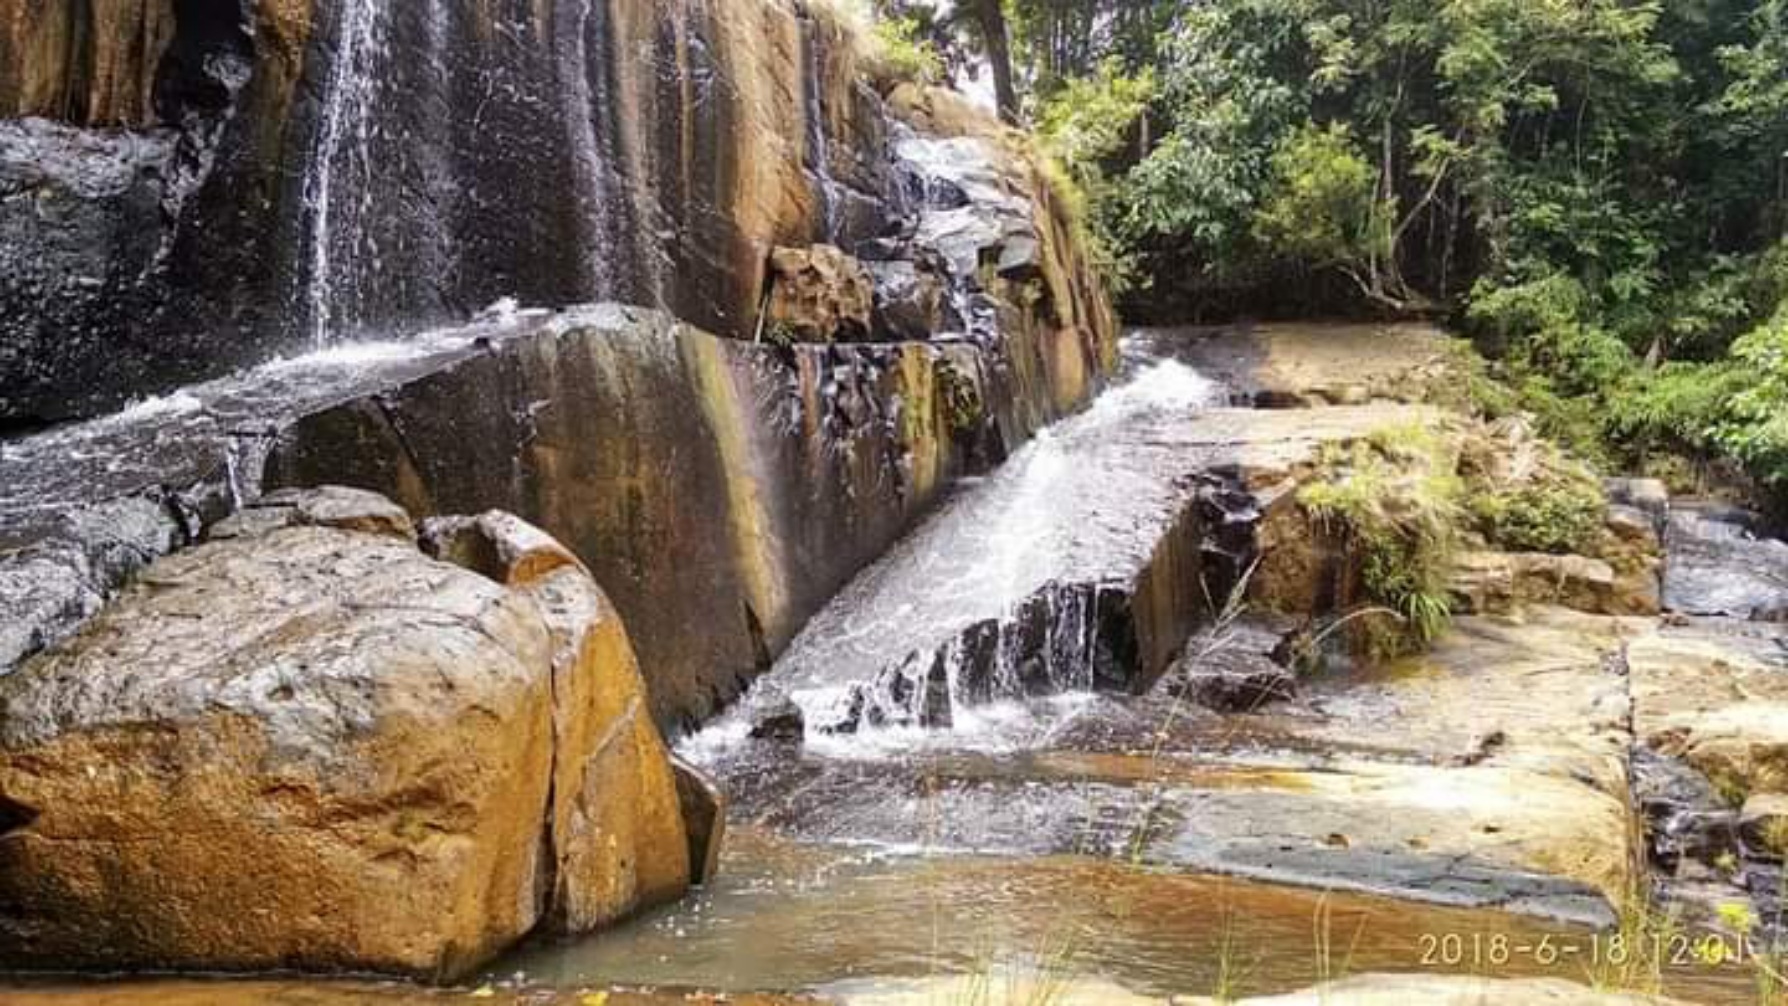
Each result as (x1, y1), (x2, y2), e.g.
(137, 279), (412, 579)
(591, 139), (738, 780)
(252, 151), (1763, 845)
(0, 492), (690, 980)
(0, 0), (177, 124)
(765, 245), (874, 342)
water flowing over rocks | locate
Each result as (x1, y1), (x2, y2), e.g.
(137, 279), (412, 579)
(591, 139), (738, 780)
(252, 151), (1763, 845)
(0, 489), (693, 979)
(680, 329), (1643, 930)
(1664, 503), (1788, 620)
(0, 0), (899, 425)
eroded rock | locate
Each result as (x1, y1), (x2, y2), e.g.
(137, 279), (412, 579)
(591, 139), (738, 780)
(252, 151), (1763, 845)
(867, 258), (950, 340)
(0, 491), (689, 979)
(1451, 551), (1642, 616)
(671, 755), (727, 887)
(765, 244), (874, 342)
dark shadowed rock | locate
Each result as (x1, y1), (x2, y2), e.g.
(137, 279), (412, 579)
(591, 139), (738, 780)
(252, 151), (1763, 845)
(1631, 747), (1743, 874)
(749, 690), (808, 743)
(671, 755), (727, 887)
(867, 258), (951, 340)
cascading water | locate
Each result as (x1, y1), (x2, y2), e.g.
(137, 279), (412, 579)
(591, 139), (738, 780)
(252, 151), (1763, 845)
(801, 17), (842, 244)
(299, 0), (389, 347)
(686, 354), (1225, 757)
(560, 0), (624, 298)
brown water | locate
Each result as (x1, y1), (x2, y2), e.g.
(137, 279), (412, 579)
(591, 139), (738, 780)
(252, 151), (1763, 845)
(0, 827), (1759, 1004)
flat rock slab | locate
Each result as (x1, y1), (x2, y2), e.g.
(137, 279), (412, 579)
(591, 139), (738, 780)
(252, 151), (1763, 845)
(1629, 617), (1788, 799)
(1129, 322), (1459, 408)
(500, 824), (1653, 1001)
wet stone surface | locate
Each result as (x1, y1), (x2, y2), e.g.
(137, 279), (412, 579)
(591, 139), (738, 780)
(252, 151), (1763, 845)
(1664, 504), (1788, 620)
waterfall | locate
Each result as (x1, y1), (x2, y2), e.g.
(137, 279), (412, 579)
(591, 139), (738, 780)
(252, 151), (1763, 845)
(801, 17), (841, 244)
(300, 0), (389, 347)
(560, 0), (623, 298)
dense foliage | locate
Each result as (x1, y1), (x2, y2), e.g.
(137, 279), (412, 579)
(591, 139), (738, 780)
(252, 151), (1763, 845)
(871, 0), (1788, 498)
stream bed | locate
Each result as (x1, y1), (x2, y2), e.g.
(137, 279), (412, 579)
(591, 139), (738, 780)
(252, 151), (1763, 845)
(0, 332), (1773, 1005)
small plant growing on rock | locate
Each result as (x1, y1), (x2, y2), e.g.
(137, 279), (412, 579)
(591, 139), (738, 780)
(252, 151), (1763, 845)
(1299, 423), (1464, 659)
(1469, 476), (1606, 555)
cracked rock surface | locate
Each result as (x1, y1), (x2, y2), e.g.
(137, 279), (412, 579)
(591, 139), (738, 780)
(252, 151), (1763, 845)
(0, 489), (690, 980)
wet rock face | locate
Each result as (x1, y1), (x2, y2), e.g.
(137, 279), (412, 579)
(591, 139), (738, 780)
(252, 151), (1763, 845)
(0, 490), (690, 979)
(256, 306), (1098, 731)
(1664, 504), (1788, 620)
(0, 0), (890, 424)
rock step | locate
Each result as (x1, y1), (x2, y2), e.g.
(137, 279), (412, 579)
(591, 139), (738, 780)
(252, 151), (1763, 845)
(694, 606), (1644, 930)
(719, 368), (1438, 741)
(1, 302), (1110, 732)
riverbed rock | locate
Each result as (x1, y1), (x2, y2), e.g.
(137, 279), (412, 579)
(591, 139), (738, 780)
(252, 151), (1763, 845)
(1631, 747), (1744, 874)
(1449, 551), (1642, 616)
(1628, 622), (1788, 803)
(0, 493), (689, 979)
(1605, 477), (1670, 530)
(750, 690), (809, 743)
(1663, 505), (1788, 620)
(672, 755), (727, 887)
(1167, 621), (1300, 713)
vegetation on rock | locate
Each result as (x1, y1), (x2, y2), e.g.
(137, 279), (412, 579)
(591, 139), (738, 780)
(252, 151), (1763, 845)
(1300, 424), (1465, 658)
(1300, 411), (1620, 657)
(875, 0), (1788, 502)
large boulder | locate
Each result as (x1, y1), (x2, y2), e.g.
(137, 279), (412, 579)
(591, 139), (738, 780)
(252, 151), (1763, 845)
(0, 490), (689, 980)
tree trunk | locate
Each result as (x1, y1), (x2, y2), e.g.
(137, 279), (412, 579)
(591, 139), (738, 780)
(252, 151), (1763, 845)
(971, 0), (1019, 124)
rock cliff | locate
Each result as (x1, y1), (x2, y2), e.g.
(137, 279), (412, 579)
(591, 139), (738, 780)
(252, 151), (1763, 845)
(0, 3), (1116, 729)
(0, 0), (913, 426)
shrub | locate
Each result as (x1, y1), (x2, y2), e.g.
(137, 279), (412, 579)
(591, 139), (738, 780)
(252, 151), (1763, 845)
(1470, 477), (1605, 555)
(1715, 307), (1788, 486)
(1300, 425), (1464, 659)
(865, 14), (942, 86)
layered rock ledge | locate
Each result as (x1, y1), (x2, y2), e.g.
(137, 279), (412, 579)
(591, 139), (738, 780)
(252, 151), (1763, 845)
(2, 298), (1108, 731)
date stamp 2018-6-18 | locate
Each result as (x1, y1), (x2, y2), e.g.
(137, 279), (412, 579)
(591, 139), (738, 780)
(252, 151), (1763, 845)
(1418, 931), (1773, 971)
